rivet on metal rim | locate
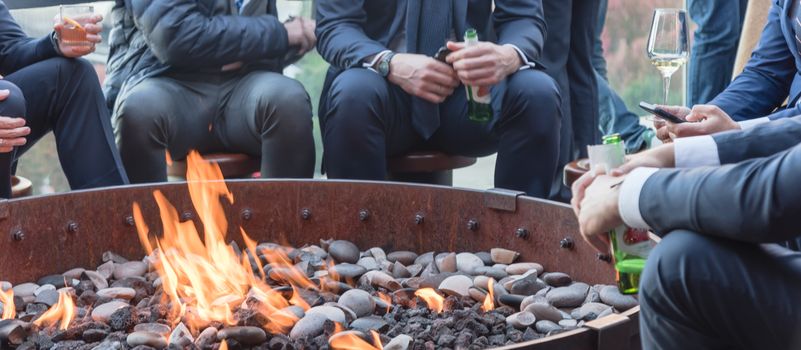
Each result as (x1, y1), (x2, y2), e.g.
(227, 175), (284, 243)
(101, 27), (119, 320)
(515, 228), (529, 239)
(467, 219), (479, 231)
(597, 253), (612, 262)
(414, 213), (425, 225)
(559, 237), (574, 249)
(11, 229), (24, 241)
(180, 211), (193, 222)
(124, 215), (135, 227)
(241, 208), (253, 221)
(66, 221), (79, 234)
(301, 208), (312, 220)
(359, 209), (370, 222)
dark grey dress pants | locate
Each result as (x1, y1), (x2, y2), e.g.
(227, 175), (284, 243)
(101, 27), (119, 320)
(0, 57), (128, 198)
(113, 70), (315, 183)
(640, 230), (801, 349)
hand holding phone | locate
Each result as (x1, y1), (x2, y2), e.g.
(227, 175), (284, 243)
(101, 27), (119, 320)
(639, 102), (686, 124)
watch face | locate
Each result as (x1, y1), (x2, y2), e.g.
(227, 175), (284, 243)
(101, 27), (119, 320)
(378, 61), (390, 77)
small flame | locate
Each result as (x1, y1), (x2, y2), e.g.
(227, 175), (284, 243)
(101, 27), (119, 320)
(0, 288), (14, 319)
(329, 330), (383, 350)
(376, 292), (391, 313)
(165, 151), (173, 166)
(220, 340), (229, 350)
(482, 278), (495, 312)
(414, 288), (444, 313)
(33, 291), (75, 331)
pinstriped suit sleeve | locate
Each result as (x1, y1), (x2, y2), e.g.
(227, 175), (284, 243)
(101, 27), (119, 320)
(639, 144), (801, 243)
(712, 115), (801, 164)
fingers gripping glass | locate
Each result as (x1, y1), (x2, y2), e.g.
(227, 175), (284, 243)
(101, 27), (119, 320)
(647, 9), (689, 106)
(59, 5), (94, 47)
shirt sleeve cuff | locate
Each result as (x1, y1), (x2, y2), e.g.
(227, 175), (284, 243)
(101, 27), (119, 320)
(618, 167), (660, 230)
(362, 50), (392, 73)
(506, 44), (535, 70)
(673, 135), (720, 168)
(738, 117), (770, 130)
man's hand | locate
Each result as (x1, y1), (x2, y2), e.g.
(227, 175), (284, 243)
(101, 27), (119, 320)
(388, 53), (459, 104)
(653, 105), (690, 143)
(445, 41), (521, 87)
(571, 172), (624, 253)
(664, 105), (740, 139)
(285, 17), (316, 55)
(0, 89), (29, 153)
(54, 14), (103, 58)
(610, 143), (675, 176)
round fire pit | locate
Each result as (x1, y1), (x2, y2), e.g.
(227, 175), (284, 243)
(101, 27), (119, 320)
(0, 180), (640, 349)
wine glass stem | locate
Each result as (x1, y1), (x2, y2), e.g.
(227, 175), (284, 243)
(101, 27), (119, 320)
(662, 75), (671, 104)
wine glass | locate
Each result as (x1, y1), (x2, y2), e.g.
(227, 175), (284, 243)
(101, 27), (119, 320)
(647, 8), (689, 105)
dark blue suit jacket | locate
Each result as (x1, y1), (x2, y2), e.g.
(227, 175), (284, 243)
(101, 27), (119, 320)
(0, 2), (61, 76)
(711, 0), (801, 121)
(315, 0), (547, 135)
(316, 0), (546, 70)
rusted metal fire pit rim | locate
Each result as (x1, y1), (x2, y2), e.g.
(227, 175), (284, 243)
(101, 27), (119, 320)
(0, 178), (572, 209)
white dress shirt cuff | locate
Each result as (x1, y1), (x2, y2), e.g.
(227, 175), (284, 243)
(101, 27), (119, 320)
(506, 44), (535, 70)
(618, 167), (660, 230)
(673, 135), (720, 168)
(738, 117), (770, 130)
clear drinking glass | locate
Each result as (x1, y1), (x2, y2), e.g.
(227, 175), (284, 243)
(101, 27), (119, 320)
(58, 5), (94, 47)
(647, 8), (689, 105)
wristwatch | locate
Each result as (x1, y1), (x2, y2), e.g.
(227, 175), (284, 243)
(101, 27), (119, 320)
(376, 52), (395, 78)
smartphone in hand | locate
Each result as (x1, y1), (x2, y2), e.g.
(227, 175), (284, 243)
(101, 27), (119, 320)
(639, 102), (686, 124)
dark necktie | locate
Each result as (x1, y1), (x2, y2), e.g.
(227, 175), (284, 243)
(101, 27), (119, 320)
(235, 0), (244, 13)
(406, 0), (453, 139)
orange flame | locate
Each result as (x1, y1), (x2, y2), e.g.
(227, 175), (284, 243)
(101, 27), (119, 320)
(376, 292), (391, 313)
(133, 151), (311, 332)
(414, 288), (444, 313)
(33, 291), (75, 331)
(0, 288), (14, 319)
(329, 330), (383, 350)
(482, 278), (495, 312)
(220, 340), (229, 350)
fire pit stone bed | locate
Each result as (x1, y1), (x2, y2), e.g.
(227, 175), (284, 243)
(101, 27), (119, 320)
(0, 239), (638, 350)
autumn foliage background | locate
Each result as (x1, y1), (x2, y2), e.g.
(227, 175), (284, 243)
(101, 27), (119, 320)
(13, 0), (685, 194)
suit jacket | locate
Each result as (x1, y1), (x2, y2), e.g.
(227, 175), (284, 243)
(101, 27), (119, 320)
(315, 0), (547, 137)
(0, 1), (60, 76)
(640, 117), (801, 242)
(711, 0), (801, 121)
(104, 0), (289, 110)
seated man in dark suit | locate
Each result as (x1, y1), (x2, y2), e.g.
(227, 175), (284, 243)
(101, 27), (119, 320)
(316, 0), (561, 198)
(106, 0), (316, 183)
(571, 117), (801, 349)
(0, 2), (128, 198)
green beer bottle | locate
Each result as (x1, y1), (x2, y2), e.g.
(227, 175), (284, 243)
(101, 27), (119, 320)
(464, 29), (492, 123)
(600, 134), (654, 294)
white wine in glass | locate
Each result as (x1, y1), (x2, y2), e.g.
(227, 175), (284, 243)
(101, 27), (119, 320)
(647, 8), (689, 105)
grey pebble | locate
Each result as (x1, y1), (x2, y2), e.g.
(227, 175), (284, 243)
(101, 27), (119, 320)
(599, 286), (639, 311)
(546, 283), (589, 308)
(217, 326), (267, 345)
(126, 331), (166, 349)
(542, 272), (572, 287)
(328, 240), (361, 264)
(535, 320), (563, 334)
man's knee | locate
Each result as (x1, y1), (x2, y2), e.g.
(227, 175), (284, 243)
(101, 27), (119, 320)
(324, 69), (390, 137)
(503, 70), (561, 136)
(114, 84), (170, 137)
(640, 230), (719, 303)
(248, 75), (313, 135)
(0, 80), (26, 118)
